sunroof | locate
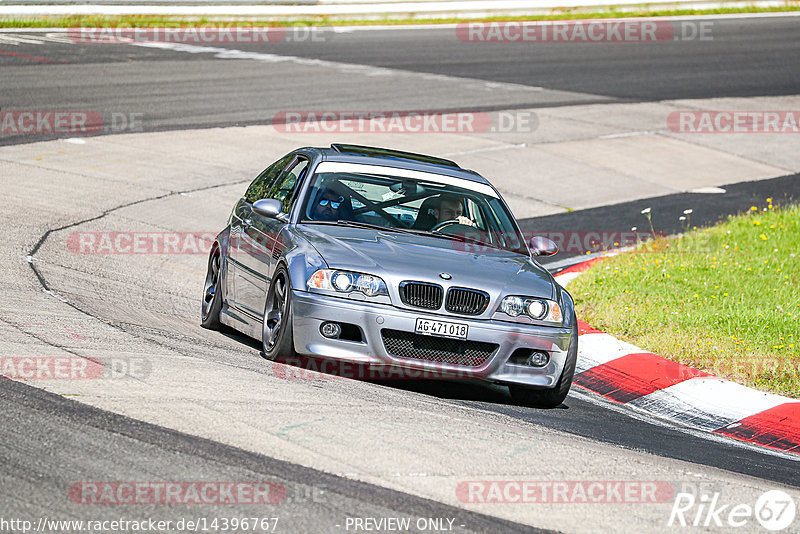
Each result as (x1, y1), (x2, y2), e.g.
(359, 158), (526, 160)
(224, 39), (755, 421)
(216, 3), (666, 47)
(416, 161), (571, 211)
(330, 144), (460, 169)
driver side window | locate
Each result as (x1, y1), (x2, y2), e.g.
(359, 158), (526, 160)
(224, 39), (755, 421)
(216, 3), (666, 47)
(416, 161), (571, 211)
(244, 154), (294, 203)
(270, 158), (309, 213)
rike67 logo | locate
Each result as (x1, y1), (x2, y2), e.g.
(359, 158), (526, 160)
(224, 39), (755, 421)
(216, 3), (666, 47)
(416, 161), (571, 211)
(668, 489), (796, 531)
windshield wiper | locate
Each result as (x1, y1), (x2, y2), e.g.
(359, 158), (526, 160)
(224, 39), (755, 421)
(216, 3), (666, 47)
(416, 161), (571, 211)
(407, 229), (502, 251)
(307, 220), (502, 250)
(333, 220), (419, 235)
(442, 232), (501, 250)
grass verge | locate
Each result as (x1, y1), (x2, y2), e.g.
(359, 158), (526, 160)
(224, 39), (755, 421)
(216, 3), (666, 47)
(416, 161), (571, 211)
(1, 6), (799, 28)
(570, 199), (799, 398)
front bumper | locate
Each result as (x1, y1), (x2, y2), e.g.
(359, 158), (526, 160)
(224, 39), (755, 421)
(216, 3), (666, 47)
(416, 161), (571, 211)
(291, 290), (572, 388)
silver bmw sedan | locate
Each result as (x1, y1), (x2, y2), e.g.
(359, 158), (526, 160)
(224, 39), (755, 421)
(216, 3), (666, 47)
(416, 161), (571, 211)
(202, 144), (577, 407)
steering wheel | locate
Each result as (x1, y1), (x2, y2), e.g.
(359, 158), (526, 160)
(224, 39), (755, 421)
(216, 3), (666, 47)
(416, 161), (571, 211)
(431, 219), (461, 233)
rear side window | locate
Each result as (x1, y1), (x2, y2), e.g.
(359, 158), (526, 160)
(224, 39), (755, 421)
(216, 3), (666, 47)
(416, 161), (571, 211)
(244, 154), (294, 203)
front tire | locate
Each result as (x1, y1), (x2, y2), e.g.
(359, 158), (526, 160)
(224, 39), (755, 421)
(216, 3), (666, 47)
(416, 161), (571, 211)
(262, 265), (296, 361)
(201, 246), (223, 330)
(509, 321), (578, 408)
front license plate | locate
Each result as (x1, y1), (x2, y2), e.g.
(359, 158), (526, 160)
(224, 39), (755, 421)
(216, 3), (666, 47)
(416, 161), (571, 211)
(414, 318), (468, 340)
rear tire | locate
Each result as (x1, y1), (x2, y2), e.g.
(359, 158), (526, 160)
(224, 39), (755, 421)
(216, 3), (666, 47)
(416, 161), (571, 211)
(262, 265), (296, 361)
(200, 246), (223, 330)
(509, 321), (578, 408)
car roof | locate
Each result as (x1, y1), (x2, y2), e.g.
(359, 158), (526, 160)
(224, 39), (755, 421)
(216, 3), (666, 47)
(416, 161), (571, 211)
(300, 144), (490, 185)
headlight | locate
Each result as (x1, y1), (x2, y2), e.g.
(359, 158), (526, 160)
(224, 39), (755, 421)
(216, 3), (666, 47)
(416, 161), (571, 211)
(307, 269), (388, 297)
(502, 296), (525, 317)
(497, 296), (562, 324)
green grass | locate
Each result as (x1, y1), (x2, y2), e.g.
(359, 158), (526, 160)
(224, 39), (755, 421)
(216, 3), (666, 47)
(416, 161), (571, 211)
(570, 200), (800, 398)
(2, 6), (800, 28)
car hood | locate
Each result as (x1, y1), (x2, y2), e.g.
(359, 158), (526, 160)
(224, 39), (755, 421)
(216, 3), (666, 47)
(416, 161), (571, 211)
(297, 224), (556, 299)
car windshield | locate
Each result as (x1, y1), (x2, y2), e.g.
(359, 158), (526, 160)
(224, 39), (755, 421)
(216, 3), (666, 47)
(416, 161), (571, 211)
(299, 163), (528, 255)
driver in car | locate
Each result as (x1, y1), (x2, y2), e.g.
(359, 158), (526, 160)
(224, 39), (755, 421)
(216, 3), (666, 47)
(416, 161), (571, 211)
(311, 186), (354, 222)
(434, 194), (476, 228)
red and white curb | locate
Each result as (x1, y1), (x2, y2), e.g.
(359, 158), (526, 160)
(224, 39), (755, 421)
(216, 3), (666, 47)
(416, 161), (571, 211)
(554, 258), (800, 456)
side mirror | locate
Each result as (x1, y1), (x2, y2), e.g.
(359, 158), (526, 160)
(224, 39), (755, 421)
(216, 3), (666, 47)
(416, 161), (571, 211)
(530, 236), (558, 257)
(252, 198), (286, 220)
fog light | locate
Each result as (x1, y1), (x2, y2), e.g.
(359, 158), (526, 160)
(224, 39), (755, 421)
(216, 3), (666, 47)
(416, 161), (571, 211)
(526, 351), (549, 367)
(320, 322), (342, 339)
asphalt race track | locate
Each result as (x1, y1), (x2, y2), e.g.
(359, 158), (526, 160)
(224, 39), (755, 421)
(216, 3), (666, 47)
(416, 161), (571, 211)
(0, 379), (536, 533)
(2, 14), (800, 533)
(2, 16), (800, 145)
